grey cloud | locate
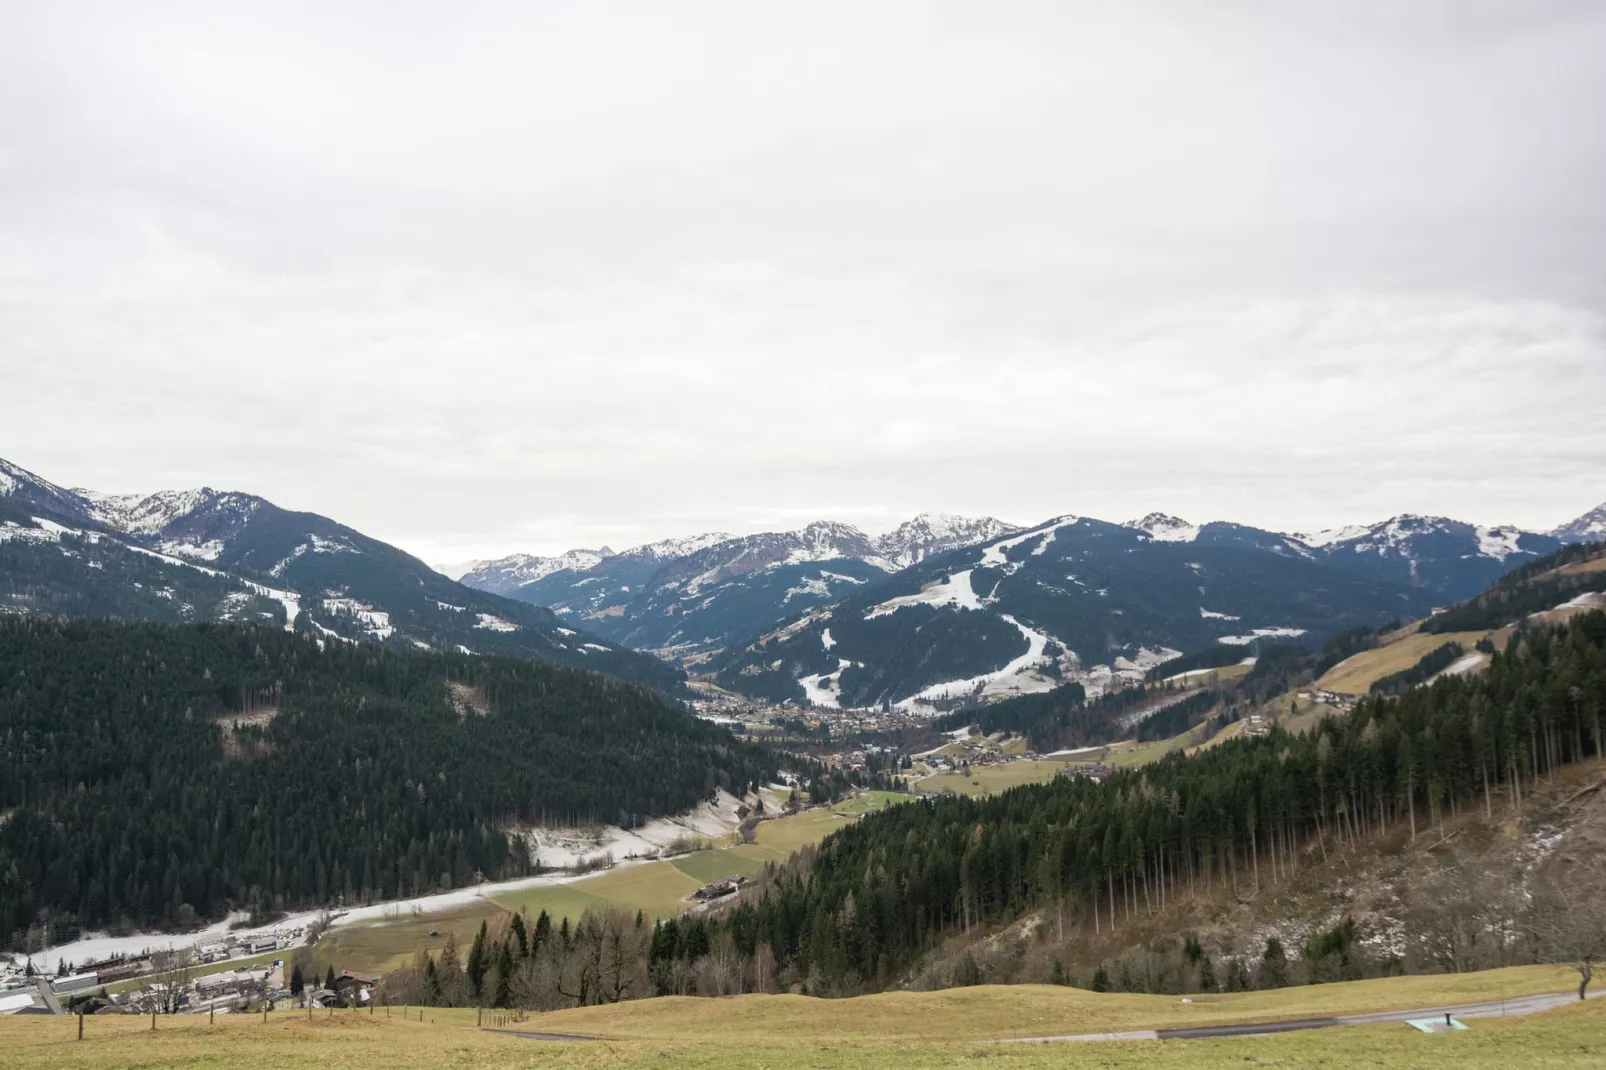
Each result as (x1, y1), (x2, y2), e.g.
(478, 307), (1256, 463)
(2, 2), (1603, 563)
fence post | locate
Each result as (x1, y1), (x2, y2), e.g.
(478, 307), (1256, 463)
(78, 1012), (83, 1040)
(151, 1010), (156, 1031)
(210, 1005), (215, 1024)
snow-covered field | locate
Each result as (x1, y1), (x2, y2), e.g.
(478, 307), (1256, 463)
(516, 789), (755, 869)
(244, 581), (300, 630)
(1218, 626), (1307, 645)
(865, 570), (986, 618)
(799, 659), (853, 708)
(978, 517), (1079, 567)
(1433, 651), (1490, 680)
(896, 613), (1060, 711)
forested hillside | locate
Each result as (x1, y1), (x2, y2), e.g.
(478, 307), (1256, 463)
(1423, 541), (1606, 633)
(0, 456), (686, 694)
(0, 618), (777, 954)
(662, 611), (1606, 993)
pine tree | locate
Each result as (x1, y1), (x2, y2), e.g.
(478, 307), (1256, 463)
(289, 963), (304, 995)
(1090, 965), (1111, 992)
(467, 921), (488, 999)
(533, 910), (552, 954)
(324, 964), (336, 992)
(510, 912), (529, 958)
(492, 942), (514, 1008)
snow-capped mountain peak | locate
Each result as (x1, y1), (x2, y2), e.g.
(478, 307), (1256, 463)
(459, 547), (617, 595)
(872, 513), (1021, 568)
(77, 487), (260, 536)
(1126, 513), (1201, 543)
(625, 532), (733, 561)
(0, 457), (94, 519)
(1552, 501), (1606, 545)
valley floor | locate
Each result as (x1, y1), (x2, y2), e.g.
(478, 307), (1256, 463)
(4, 966), (1601, 1069)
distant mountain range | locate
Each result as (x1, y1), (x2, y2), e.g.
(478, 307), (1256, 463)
(460, 514), (1019, 663)
(459, 499), (1603, 710)
(0, 456), (684, 693)
(8, 451), (1599, 714)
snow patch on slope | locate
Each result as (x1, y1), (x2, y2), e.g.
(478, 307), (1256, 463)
(244, 582), (300, 631)
(800, 659), (853, 708)
(1218, 626), (1307, 645)
(979, 517), (1080, 567)
(1474, 526), (1525, 561)
(865, 570), (986, 618)
(896, 614), (1061, 711)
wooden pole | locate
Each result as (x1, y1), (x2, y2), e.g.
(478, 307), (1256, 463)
(78, 1012), (83, 1040)
(210, 1005), (215, 1024)
(151, 1010), (156, 1031)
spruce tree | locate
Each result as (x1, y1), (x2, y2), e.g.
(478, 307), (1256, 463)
(492, 942), (514, 1008)
(510, 912), (529, 958)
(289, 963), (304, 995)
(533, 910), (552, 954)
(467, 921), (488, 999)
(1090, 965), (1111, 992)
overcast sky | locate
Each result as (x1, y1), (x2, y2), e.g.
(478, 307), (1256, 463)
(3, 1), (1604, 565)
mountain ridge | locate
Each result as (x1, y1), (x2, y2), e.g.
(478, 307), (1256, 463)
(0, 456), (685, 693)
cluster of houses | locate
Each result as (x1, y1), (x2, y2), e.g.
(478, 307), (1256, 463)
(1299, 688), (1358, 712)
(691, 874), (748, 902)
(1055, 762), (1113, 782)
(0, 926), (309, 1017)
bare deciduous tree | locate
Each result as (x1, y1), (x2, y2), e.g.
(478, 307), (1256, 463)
(1403, 855), (1524, 973)
(149, 949), (195, 1014)
(1529, 865), (1606, 1000)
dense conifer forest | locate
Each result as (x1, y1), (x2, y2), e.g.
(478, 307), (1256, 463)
(656, 611), (1606, 993)
(0, 618), (777, 953)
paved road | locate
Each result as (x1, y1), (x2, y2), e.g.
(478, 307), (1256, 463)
(34, 979), (65, 1016)
(1004, 988), (1603, 1043)
(495, 1029), (601, 1042)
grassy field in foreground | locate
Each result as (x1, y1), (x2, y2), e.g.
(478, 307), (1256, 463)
(1315, 627), (1490, 695)
(4, 966), (1600, 1069)
(530, 964), (1584, 1040)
